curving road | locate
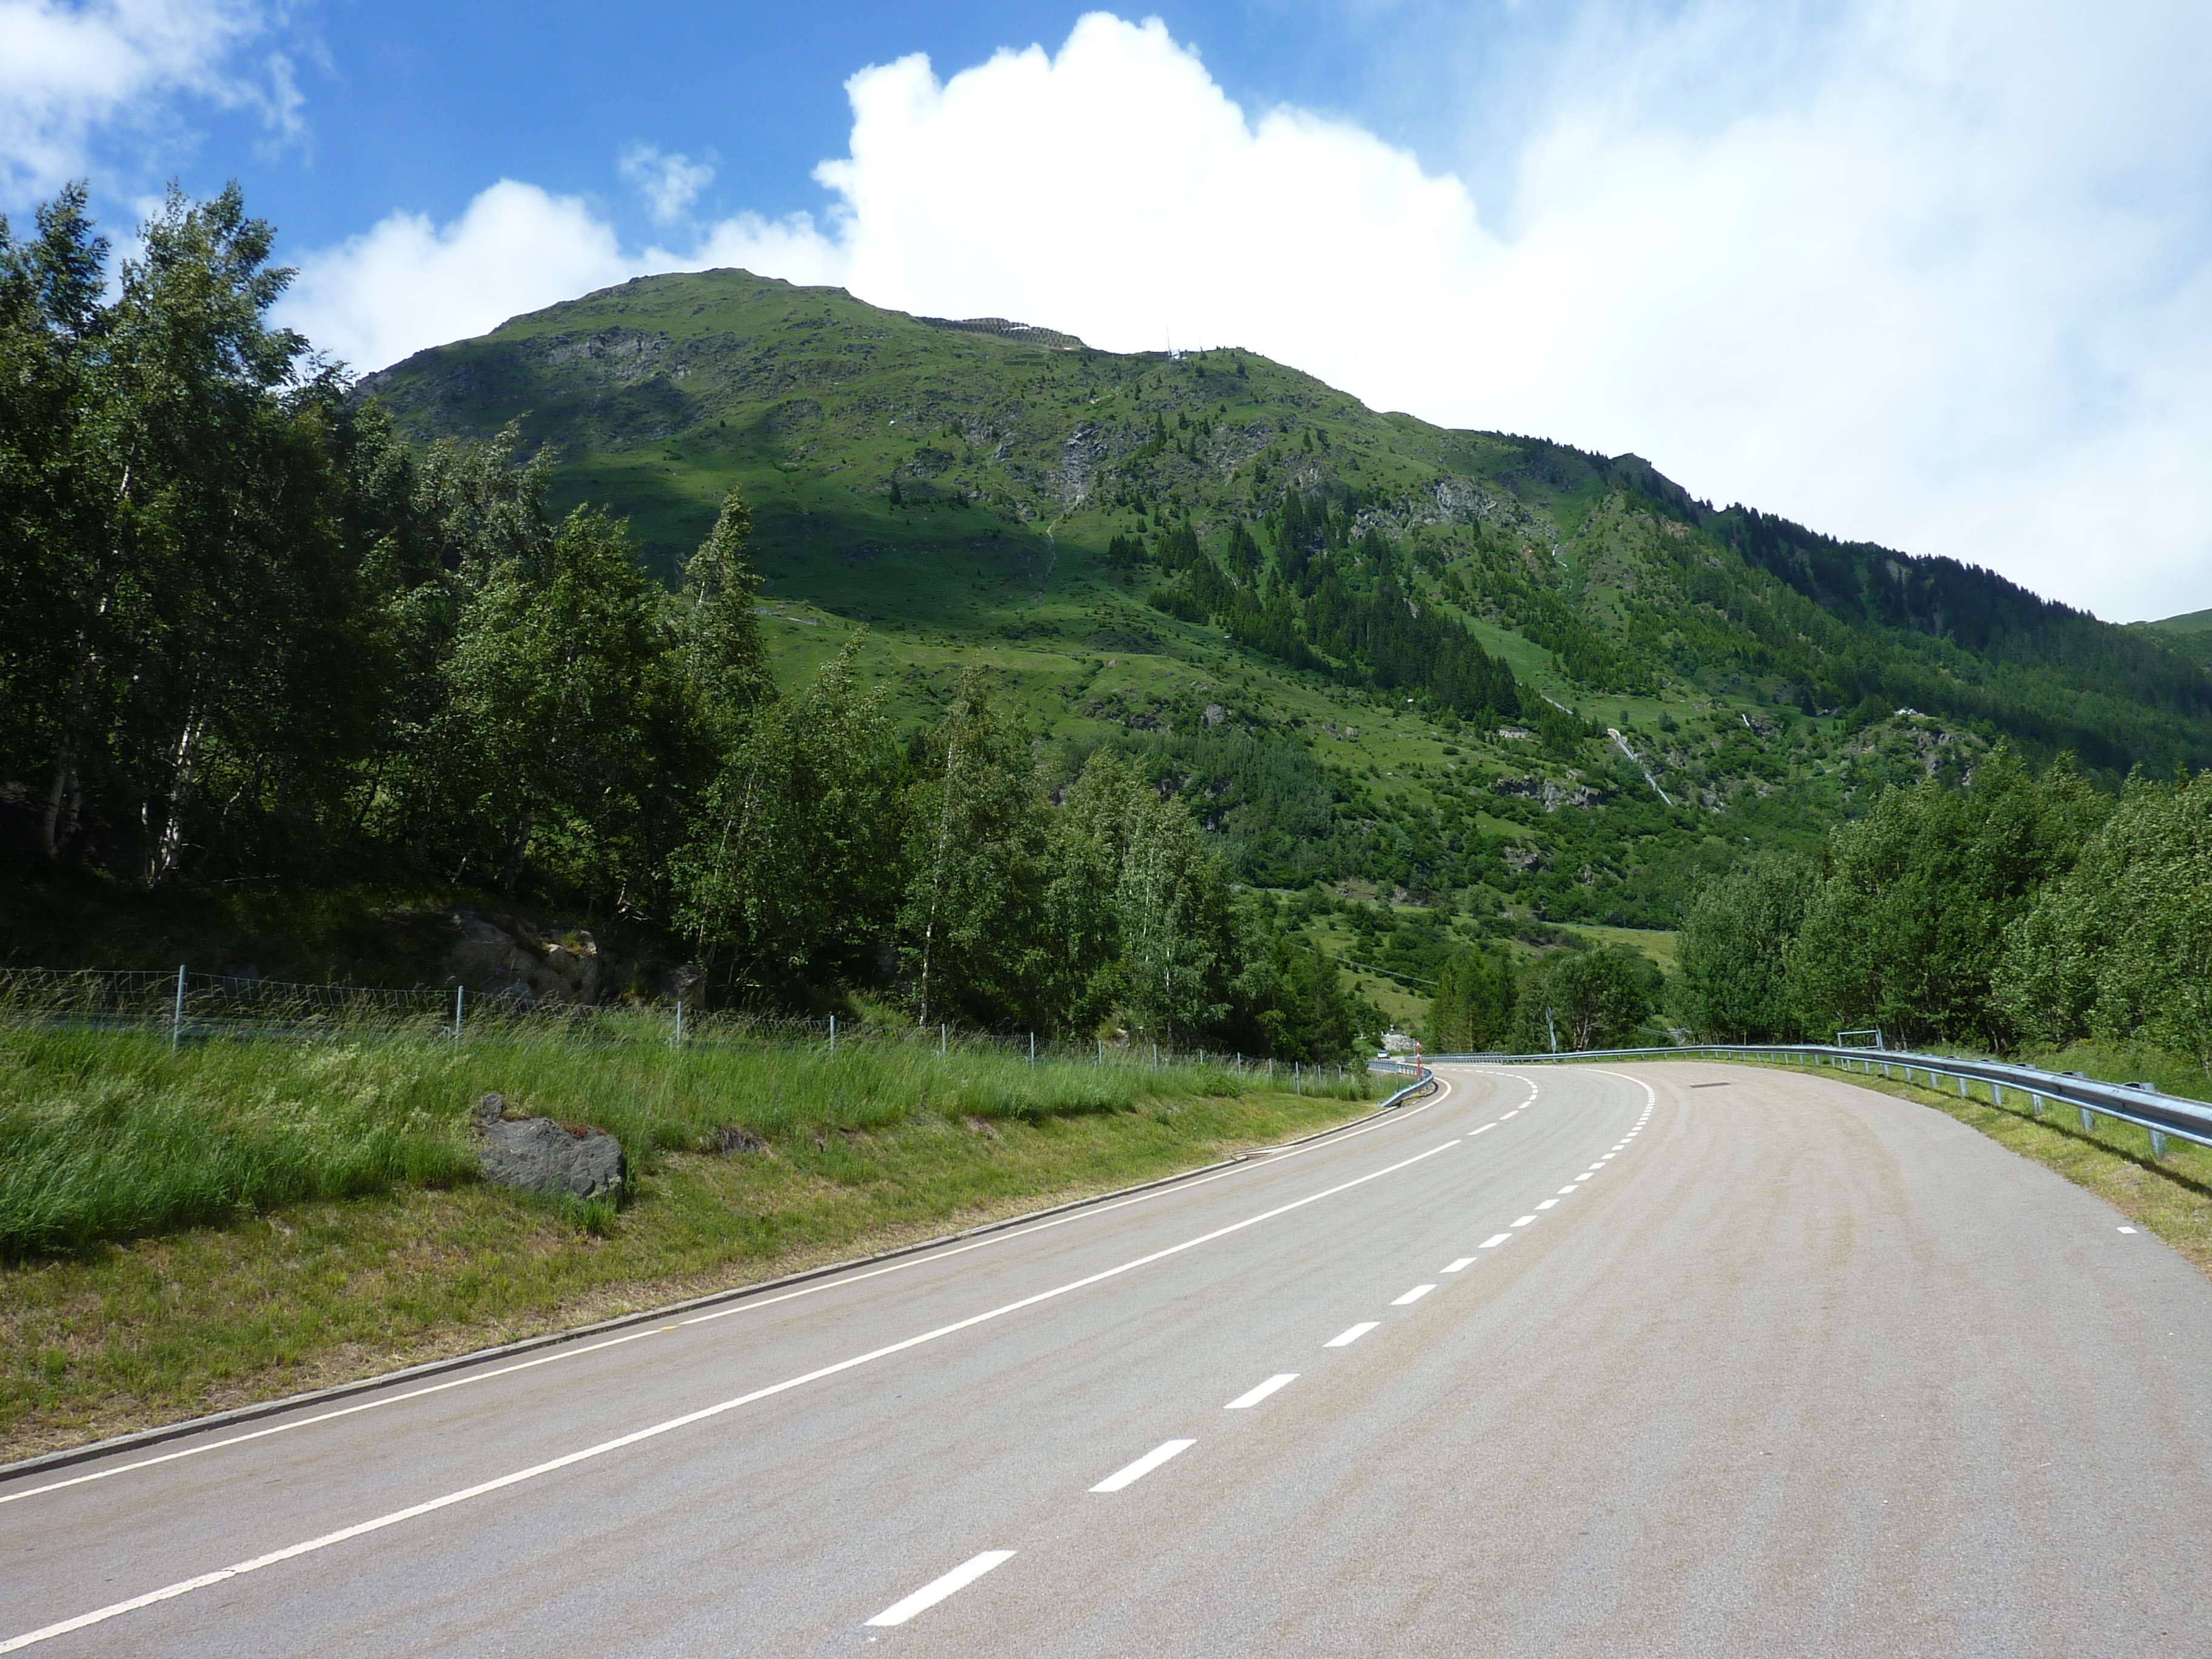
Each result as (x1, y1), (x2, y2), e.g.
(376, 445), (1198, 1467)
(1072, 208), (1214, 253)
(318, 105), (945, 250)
(5, 1062), (2212, 1656)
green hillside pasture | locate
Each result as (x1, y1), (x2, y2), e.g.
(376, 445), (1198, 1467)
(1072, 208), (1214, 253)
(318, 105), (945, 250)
(0, 1028), (1375, 1453)
(1563, 926), (1680, 973)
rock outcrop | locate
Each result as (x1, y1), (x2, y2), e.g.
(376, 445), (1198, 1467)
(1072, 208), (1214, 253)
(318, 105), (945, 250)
(471, 1092), (625, 1202)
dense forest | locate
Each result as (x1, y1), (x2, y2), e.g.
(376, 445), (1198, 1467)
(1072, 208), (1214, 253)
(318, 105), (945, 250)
(1666, 748), (2212, 1068)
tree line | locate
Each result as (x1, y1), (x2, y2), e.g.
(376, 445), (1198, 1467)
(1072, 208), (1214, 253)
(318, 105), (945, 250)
(0, 185), (1376, 1057)
(1138, 503), (1523, 720)
(1423, 940), (1661, 1056)
(1674, 746), (2212, 1068)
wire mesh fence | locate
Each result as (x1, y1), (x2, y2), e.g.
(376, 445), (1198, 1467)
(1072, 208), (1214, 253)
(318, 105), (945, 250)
(0, 967), (1363, 1088)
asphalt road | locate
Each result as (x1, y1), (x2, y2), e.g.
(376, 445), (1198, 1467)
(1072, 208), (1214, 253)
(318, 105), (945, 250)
(7, 1061), (2212, 1657)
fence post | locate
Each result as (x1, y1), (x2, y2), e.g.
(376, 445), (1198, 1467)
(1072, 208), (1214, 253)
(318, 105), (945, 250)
(1097, 1037), (1103, 1067)
(1030, 1031), (1035, 1066)
(830, 1013), (837, 1056)
(674, 997), (684, 1047)
(172, 964), (186, 1052)
(940, 1022), (947, 1057)
(1152, 1042), (1159, 1070)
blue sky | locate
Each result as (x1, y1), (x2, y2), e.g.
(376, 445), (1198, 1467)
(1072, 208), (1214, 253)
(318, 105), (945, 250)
(5, 0), (2209, 622)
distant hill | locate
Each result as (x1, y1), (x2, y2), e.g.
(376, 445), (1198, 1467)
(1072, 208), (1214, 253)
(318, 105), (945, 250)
(2140, 609), (2212, 632)
(360, 268), (2212, 933)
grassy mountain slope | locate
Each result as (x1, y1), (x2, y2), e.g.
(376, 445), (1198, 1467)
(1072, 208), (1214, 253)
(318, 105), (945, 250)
(360, 268), (2212, 970)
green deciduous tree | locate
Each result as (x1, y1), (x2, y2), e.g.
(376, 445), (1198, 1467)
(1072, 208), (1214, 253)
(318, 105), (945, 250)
(1045, 748), (1244, 1044)
(900, 670), (1053, 1027)
(1672, 853), (1815, 1041)
(1426, 948), (1517, 1053)
(434, 504), (679, 894)
(674, 637), (901, 1002)
(2, 183), (383, 881)
(1996, 769), (2212, 1068)
(1512, 947), (1654, 1052)
(1785, 746), (2103, 1049)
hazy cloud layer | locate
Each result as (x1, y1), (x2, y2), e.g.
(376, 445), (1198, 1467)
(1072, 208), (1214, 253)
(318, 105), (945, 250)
(155, 6), (2212, 617)
(617, 143), (714, 226)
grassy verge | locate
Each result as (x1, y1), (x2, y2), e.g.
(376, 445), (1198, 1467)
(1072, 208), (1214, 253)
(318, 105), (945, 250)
(0, 1030), (1376, 1460)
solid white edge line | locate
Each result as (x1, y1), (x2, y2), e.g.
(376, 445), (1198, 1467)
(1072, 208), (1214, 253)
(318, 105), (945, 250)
(1391, 1284), (1436, 1305)
(864, 1550), (1017, 1626)
(7, 1071), (1470, 1510)
(0, 1130), (1471, 1652)
(1325, 1322), (1380, 1348)
(1225, 1374), (1299, 1410)
(1090, 1438), (1196, 1492)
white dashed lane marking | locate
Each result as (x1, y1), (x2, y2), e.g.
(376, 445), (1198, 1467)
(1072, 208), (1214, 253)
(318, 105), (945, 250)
(865, 1551), (1016, 1627)
(1225, 1374), (1298, 1410)
(1090, 1439), (1196, 1493)
(1326, 1322), (1380, 1348)
(1392, 1284), (1436, 1306)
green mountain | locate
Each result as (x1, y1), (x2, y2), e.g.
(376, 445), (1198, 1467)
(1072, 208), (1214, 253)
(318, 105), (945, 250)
(360, 267), (2212, 965)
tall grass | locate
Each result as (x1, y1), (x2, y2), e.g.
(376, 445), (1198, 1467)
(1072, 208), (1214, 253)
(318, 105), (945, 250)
(0, 1029), (1372, 1257)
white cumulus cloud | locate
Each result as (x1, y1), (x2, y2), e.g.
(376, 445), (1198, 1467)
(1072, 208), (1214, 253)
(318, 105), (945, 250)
(283, 181), (633, 375)
(282, 6), (2212, 618)
(0, 0), (296, 201)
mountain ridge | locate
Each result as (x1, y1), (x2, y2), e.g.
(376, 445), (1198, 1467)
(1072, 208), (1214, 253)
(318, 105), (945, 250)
(358, 266), (2212, 962)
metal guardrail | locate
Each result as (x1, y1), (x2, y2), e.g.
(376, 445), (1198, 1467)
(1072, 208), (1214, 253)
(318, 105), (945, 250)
(1418, 1044), (2212, 1158)
(1369, 1063), (1439, 1111)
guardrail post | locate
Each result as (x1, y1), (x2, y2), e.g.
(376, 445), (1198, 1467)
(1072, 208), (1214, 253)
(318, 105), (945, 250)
(1958, 1074), (1968, 1098)
(2151, 1128), (2170, 1159)
(2029, 1091), (2042, 1118)
(1991, 1081), (2003, 1105)
(2078, 1105), (2094, 1133)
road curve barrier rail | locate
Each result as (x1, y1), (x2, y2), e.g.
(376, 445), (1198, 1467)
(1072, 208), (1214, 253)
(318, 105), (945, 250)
(1402, 1045), (2212, 1157)
(1368, 1061), (1439, 1111)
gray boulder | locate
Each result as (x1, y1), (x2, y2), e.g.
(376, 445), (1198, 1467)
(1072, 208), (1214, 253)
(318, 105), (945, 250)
(471, 1092), (625, 1202)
